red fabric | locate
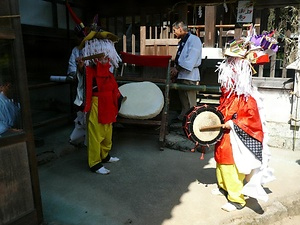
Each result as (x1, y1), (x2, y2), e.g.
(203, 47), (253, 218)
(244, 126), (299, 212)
(84, 61), (121, 124)
(120, 51), (171, 68)
(215, 88), (264, 164)
(66, 2), (82, 25)
(255, 54), (270, 65)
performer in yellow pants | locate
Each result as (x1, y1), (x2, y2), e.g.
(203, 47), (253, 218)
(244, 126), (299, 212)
(216, 164), (246, 207)
(87, 97), (113, 173)
(66, 3), (122, 175)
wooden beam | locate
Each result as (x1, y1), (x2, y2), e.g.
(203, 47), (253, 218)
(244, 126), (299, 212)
(145, 39), (178, 45)
(204, 6), (216, 47)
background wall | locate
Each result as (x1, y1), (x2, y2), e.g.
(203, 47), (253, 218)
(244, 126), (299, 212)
(256, 82), (299, 151)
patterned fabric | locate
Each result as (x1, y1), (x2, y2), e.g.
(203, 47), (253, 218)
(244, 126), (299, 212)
(215, 92), (263, 164)
(233, 123), (262, 162)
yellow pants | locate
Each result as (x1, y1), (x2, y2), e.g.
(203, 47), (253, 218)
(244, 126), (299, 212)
(87, 97), (112, 169)
(216, 163), (246, 206)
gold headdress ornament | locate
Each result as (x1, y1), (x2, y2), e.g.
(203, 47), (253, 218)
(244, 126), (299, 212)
(78, 13), (119, 49)
(79, 30), (120, 49)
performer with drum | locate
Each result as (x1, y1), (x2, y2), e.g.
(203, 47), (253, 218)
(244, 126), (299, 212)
(170, 21), (202, 121)
(212, 27), (277, 212)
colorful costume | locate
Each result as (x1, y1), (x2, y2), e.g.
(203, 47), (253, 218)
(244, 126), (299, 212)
(66, 1), (121, 174)
(215, 87), (264, 208)
(83, 61), (121, 172)
(81, 33), (121, 174)
(214, 27), (277, 211)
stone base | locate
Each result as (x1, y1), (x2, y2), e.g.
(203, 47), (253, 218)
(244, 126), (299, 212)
(267, 121), (300, 151)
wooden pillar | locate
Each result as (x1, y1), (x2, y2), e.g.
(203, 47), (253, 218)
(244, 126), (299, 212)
(219, 20), (223, 48)
(204, 6), (216, 47)
(140, 26), (146, 55)
(122, 16), (126, 52)
(290, 9), (300, 128)
(234, 27), (243, 39)
(291, 70), (300, 127)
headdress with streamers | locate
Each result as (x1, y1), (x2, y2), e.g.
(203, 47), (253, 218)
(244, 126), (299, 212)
(65, 0), (120, 66)
(217, 24), (279, 99)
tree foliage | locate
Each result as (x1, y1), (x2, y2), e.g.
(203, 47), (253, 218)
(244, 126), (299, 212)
(269, 6), (299, 65)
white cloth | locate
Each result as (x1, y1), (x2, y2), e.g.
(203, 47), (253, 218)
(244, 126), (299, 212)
(69, 111), (86, 145)
(229, 120), (269, 202)
(67, 46), (85, 106)
(74, 70), (85, 107)
(229, 120), (261, 174)
(177, 34), (202, 81)
(67, 46), (82, 75)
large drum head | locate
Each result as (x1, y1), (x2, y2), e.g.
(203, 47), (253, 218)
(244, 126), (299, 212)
(183, 105), (224, 145)
(118, 81), (164, 119)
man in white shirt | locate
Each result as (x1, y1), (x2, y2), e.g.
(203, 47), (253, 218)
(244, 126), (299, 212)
(170, 21), (202, 121)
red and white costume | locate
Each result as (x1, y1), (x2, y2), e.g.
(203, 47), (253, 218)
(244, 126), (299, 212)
(214, 56), (275, 209)
(81, 38), (122, 172)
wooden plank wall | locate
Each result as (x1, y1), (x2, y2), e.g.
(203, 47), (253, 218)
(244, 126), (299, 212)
(0, 142), (37, 225)
(121, 24), (291, 79)
(140, 26), (178, 59)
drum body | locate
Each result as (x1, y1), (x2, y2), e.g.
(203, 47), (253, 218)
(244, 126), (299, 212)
(182, 104), (224, 146)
